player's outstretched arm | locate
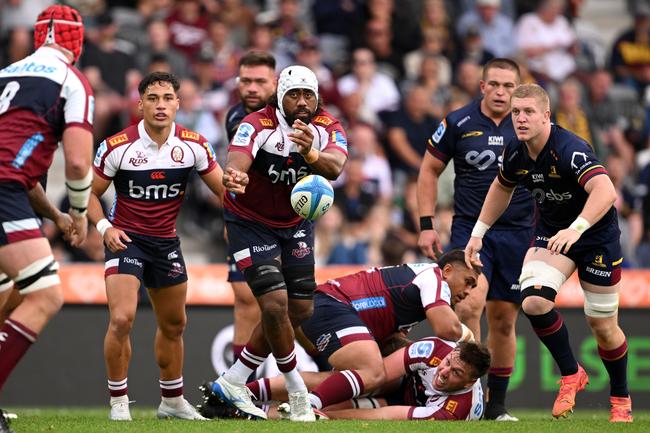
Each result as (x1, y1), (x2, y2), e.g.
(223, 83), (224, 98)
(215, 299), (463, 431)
(425, 305), (463, 341)
(27, 183), (74, 241)
(200, 164), (226, 204)
(88, 176), (131, 252)
(548, 175), (616, 255)
(465, 178), (514, 268)
(325, 405), (411, 420)
(223, 151), (251, 194)
(417, 152), (447, 259)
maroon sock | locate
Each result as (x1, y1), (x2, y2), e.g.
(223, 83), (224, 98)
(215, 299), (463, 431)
(232, 344), (245, 362)
(246, 377), (272, 401)
(312, 370), (364, 409)
(0, 319), (37, 390)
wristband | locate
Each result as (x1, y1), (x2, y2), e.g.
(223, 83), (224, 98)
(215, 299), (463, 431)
(96, 218), (113, 237)
(470, 220), (491, 239)
(303, 148), (319, 164)
(66, 168), (93, 213)
(419, 216), (434, 231)
(569, 216), (590, 235)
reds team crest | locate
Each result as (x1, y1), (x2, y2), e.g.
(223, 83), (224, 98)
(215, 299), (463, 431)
(171, 146), (184, 163)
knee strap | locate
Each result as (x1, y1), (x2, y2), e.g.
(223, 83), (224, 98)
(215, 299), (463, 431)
(583, 290), (618, 318)
(519, 260), (567, 292)
(14, 255), (60, 294)
(244, 261), (286, 296)
(283, 265), (316, 300)
(0, 273), (12, 293)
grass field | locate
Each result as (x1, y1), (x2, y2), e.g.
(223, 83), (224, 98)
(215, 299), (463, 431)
(4, 408), (649, 433)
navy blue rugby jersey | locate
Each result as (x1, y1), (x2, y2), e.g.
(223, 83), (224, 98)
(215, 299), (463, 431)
(499, 124), (618, 232)
(427, 99), (533, 229)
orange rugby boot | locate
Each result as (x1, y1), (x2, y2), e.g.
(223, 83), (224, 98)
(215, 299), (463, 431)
(552, 364), (589, 418)
(609, 396), (633, 423)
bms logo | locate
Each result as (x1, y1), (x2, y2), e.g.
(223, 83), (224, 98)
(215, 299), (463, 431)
(128, 180), (181, 199)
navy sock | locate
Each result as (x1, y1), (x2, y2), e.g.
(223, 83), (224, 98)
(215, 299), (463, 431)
(525, 309), (577, 376)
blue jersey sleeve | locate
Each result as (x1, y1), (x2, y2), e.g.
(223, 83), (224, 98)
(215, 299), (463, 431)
(497, 138), (524, 188)
(427, 118), (454, 163)
(558, 139), (609, 189)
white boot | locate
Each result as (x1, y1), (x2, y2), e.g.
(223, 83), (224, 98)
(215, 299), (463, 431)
(212, 376), (267, 419)
(157, 396), (207, 420)
(109, 395), (132, 421)
(288, 391), (316, 422)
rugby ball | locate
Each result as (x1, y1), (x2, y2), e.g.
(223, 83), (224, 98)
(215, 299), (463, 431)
(290, 175), (334, 220)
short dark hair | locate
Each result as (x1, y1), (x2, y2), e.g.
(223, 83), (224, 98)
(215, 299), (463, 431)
(483, 57), (521, 82)
(239, 50), (276, 70)
(437, 249), (482, 275)
(138, 71), (180, 95)
(457, 341), (491, 379)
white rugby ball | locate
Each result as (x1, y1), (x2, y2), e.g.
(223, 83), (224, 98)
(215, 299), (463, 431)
(290, 175), (334, 220)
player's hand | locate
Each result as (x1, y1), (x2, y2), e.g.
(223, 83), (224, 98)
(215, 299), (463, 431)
(418, 229), (442, 259)
(54, 211), (74, 243)
(547, 228), (581, 255)
(69, 212), (88, 247)
(289, 119), (314, 154)
(222, 167), (248, 194)
(464, 237), (484, 269)
(103, 227), (131, 253)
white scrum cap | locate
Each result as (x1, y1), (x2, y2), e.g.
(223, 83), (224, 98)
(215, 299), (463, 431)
(277, 65), (318, 117)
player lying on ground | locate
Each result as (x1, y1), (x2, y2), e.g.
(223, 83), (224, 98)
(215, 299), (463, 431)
(199, 337), (490, 421)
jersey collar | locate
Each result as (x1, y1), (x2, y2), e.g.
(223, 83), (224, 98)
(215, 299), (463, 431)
(137, 120), (177, 148)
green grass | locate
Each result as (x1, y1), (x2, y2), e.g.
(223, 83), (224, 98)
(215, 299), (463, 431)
(4, 408), (649, 433)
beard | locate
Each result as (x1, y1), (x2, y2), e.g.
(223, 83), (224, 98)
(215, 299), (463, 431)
(284, 108), (315, 125)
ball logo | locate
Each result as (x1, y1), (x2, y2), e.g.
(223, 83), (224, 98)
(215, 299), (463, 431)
(171, 146), (184, 163)
(290, 174), (334, 220)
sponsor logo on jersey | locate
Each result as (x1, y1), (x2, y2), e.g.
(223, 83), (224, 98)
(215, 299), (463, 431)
(549, 165), (561, 178)
(461, 131), (483, 139)
(536, 236), (549, 242)
(408, 341), (434, 359)
(291, 241), (312, 259)
(293, 229), (306, 238)
(332, 130), (347, 151)
(94, 141), (108, 167)
(12, 133), (44, 169)
(532, 173), (544, 183)
(202, 142), (216, 161)
(1, 62), (56, 75)
(586, 267), (611, 277)
(168, 262), (185, 278)
(150, 171), (166, 180)
(171, 146), (184, 163)
(181, 130), (200, 141)
(108, 133), (128, 147)
(275, 141), (285, 152)
(350, 297), (387, 312)
(428, 356), (442, 367)
(445, 400), (458, 413)
(432, 119), (447, 143)
(128, 180), (181, 199)
(260, 118), (274, 127)
(313, 115), (333, 126)
(168, 250), (179, 260)
(233, 122), (255, 147)
(570, 151), (589, 170)
(268, 164), (309, 185)
(129, 150), (148, 166)
(531, 188), (572, 203)
(488, 136), (504, 146)
(515, 169), (529, 175)
(457, 115), (471, 127)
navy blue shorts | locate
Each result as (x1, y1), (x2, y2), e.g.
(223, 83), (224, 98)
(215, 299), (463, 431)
(301, 293), (375, 360)
(0, 183), (44, 246)
(532, 220), (622, 286)
(104, 231), (187, 289)
(449, 217), (532, 303)
(224, 209), (315, 271)
(226, 254), (246, 282)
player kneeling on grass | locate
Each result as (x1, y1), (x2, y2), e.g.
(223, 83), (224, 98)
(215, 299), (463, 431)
(200, 337), (490, 421)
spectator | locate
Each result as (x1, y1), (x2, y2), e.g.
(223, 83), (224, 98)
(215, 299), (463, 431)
(453, 60), (482, 99)
(218, 0), (256, 49)
(201, 19), (242, 84)
(363, 18), (405, 80)
(514, 0), (577, 84)
(553, 77), (593, 144)
(403, 27), (452, 86)
(337, 48), (401, 120)
(268, 0), (312, 64)
(137, 19), (190, 79)
(165, 0), (210, 62)
(295, 37), (340, 109)
(346, 123), (394, 204)
(456, 0), (516, 58)
(610, 2), (650, 96)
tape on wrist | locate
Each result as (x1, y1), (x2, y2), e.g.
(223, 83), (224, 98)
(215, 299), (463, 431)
(569, 216), (591, 235)
(470, 220), (491, 239)
(65, 168), (92, 213)
(303, 148), (319, 164)
(96, 218), (113, 237)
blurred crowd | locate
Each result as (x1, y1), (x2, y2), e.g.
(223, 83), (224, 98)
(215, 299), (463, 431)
(1, 0), (649, 267)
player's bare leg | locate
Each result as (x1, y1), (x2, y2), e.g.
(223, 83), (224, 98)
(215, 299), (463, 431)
(484, 300), (519, 421)
(582, 281), (632, 423)
(0, 239), (63, 390)
(104, 274), (139, 420)
(0, 290), (21, 323)
(232, 280), (260, 360)
(148, 282), (205, 420)
(454, 273), (488, 340)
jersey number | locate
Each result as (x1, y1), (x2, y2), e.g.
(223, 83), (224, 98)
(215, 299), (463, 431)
(465, 150), (503, 171)
(0, 81), (20, 114)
